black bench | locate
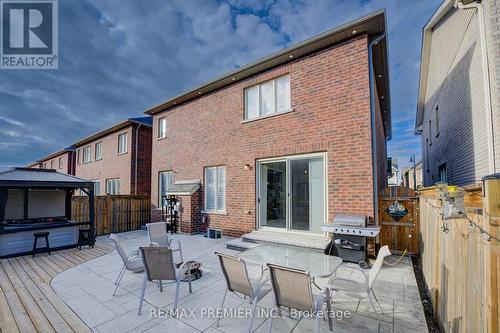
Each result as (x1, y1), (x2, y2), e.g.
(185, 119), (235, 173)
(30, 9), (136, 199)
(32, 232), (51, 257)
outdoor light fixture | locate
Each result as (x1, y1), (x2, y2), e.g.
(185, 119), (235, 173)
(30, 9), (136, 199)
(352, 30), (357, 34)
(231, 77), (236, 81)
(198, 91), (202, 95)
(244, 164), (251, 170)
(289, 54), (294, 59)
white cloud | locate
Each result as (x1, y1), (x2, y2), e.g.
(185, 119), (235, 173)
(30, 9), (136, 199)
(0, 0), (441, 168)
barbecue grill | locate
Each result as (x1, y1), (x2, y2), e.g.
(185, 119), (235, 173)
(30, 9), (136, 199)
(321, 213), (380, 265)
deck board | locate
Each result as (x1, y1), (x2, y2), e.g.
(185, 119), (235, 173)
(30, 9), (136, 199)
(0, 244), (112, 333)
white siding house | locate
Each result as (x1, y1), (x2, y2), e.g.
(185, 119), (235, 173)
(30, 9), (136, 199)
(416, 0), (499, 186)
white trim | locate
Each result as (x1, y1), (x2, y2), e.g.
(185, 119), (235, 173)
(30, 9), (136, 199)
(256, 152), (328, 234)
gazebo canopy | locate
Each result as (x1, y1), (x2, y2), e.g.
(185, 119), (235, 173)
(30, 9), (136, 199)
(0, 168), (92, 189)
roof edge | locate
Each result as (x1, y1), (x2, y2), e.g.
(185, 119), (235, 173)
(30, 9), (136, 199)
(145, 9), (387, 115)
(72, 117), (152, 147)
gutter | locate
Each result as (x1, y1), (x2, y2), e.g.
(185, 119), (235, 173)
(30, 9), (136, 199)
(368, 33), (386, 226)
(455, 0), (496, 174)
(134, 124), (141, 195)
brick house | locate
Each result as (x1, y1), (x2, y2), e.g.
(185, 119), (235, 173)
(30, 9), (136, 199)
(146, 11), (391, 237)
(416, 0), (500, 186)
(72, 117), (153, 196)
(28, 147), (76, 175)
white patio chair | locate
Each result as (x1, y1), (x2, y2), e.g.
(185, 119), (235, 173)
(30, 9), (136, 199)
(329, 245), (392, 314)
(146, 222), (183, 262)
(266, 263), (333, 333)
(137, 247), (192, 315)
(109, 233), (144, 296)
(214, 251), (272, 333)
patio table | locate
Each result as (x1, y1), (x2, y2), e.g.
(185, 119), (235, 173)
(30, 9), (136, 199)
(238, 244), (342, 279)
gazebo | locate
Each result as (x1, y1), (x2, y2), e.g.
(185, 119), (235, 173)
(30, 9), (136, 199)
(0, 167), (95, 257)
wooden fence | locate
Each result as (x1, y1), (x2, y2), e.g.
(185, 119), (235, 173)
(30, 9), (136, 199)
(378, 186), (419, 255)
(72, 195), (150, 236)
(419, 183), (499, 333)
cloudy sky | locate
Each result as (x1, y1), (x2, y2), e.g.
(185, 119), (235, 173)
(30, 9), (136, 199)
(0, 0), (441, 171)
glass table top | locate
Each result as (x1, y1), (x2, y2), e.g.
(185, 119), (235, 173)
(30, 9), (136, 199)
(238, 244), (342, 278)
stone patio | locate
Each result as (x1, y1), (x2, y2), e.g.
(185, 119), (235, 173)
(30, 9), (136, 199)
(51, 230), (428, 333)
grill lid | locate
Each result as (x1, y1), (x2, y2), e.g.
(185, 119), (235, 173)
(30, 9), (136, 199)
(332, 213), (366, 227)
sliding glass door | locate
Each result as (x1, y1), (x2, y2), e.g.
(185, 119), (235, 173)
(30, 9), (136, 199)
(258, 161), (287, 229)
(257, 153), (326, 233)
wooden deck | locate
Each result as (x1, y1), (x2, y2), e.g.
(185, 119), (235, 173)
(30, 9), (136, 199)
(0, 244), (113, 333)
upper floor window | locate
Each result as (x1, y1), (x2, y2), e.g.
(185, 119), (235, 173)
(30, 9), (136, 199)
(435, 106), (440, 137)
(77, 149), (81, 165)
(83, 146), (91, 163)
(205, 166), (226, 212)
(95, 142), (102, 160)
(50, 160), (54, 169)
(428, 120), (432, 145)
(58, 157), (63, 169)
(438, 163), (447, 182)
(245, 75), (291, 120)
(118, 133), (127, 154)
(158, 117), (167, 139)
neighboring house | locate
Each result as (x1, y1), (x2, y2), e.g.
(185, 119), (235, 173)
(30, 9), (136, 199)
(146, 11), (391, 237)
(27, 147), (76, 175)
(387, 159), (399, 187)
(416, 0), (500, 186)
(402, 161), (423, 189)
(73, 117), (152, 196)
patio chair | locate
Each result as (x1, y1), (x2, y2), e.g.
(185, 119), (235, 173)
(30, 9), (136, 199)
(109, 233), (144, 296)
(138, 247), (192, 315)
(146, 222), (183, 262)
(214, 251), (272, 333)
(329, 245), (392, 314)
(266, 263), (333, 333)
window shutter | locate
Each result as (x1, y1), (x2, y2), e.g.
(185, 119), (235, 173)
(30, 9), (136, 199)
(205, 168), (216, 211)
(217, 167), (226, 211)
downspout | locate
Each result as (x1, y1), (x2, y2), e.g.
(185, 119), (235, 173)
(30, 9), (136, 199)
(368, 33), (386, 226)
(456, 0), (496, 174)
(134, 124), (141, 195)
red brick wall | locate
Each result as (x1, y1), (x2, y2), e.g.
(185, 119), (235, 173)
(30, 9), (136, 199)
(38, 151), (74, 175)
(130, 124), (152, 195)
(151, 35), (383, 237)
(75, 126), (133, 195)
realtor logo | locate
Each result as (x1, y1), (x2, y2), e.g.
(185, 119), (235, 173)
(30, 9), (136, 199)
(1, 0), (58, 69)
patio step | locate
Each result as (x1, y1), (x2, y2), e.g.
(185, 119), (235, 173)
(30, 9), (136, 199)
(239, 230), (330, 251)
(225, 238), (261, 251)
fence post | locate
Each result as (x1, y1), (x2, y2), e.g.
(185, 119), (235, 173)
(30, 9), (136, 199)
(482, 176), (500, 333)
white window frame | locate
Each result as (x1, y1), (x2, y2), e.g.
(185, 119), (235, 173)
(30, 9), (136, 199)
(50, 160), (54, 169)
(158, 117), (167, 139)
(118, 133), (127, 154)
(158, 170), (175, 206)
(82, 146), (91, 163)
(58, 157), (63, 169)
(106, 178), (120, 195)
(204, 166), (226, 213)
(95, 142), (102, 160)
(244, 75), (291, 120)
(92, 180), (101, 195)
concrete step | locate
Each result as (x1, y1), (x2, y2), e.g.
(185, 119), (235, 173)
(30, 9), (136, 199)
(240, 230), (330, 251)
(225, 238), (261, 251)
